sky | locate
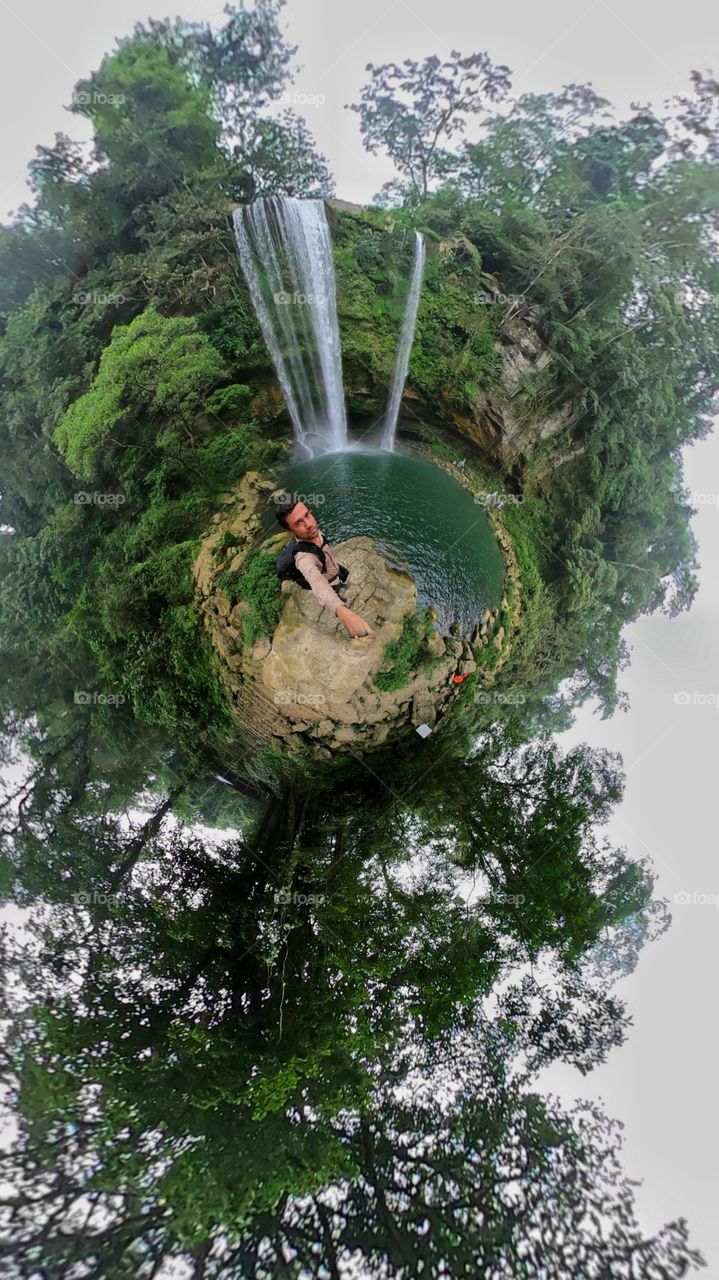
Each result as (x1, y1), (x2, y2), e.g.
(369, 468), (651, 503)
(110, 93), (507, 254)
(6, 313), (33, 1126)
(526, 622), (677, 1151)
(0, 0), (718, 1266)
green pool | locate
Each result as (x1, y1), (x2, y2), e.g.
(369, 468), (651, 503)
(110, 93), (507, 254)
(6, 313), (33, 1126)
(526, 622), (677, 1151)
(261, 447), (504, 634)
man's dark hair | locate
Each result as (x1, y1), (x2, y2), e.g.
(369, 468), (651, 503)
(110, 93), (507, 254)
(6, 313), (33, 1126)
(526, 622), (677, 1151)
(274, 498), (299, 529)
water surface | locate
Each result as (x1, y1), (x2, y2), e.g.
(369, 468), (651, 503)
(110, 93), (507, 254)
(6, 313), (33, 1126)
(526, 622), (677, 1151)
(262, 447), (504, 634)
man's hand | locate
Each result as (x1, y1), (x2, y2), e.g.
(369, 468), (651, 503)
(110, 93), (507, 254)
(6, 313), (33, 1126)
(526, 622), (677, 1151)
(336, 604), (373, 638)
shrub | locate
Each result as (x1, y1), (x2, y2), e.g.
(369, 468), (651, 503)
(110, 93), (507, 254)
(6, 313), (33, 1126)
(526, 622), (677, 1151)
(373, 607), (441, 692)
(205, 383), (253, 419)
(53, 307), (227, 479)
(235, 549), (285, 648)
(197, 424), (259, 489)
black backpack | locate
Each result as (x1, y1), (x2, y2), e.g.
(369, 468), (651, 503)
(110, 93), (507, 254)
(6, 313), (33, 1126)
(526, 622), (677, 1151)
(276, 538), (348, 591)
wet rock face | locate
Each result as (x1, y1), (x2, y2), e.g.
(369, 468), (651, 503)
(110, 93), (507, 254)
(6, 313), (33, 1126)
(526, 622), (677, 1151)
(327, 201), (579, 473)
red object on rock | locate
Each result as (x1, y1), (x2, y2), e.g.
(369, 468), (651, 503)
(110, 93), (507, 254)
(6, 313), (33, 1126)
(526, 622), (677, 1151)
(452, 674), (466, 684)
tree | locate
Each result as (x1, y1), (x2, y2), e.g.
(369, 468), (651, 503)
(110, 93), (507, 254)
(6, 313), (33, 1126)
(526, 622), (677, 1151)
(247, 1082), (703, 1279)
(0, 723), (676, 1275)
(0, 959), (702, 1277)
(349, 52), (512, 206)
(0, 31), (713, 1276)
(53, 306), (228, 480)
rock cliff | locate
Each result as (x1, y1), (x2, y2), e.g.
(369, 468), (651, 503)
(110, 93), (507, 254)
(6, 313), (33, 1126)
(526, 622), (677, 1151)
(325, 201), (577, 473)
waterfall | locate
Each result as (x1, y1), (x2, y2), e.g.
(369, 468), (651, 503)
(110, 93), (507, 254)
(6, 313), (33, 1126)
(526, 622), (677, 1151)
(381, 231), (426, 451)
(232, 197), (347, 456)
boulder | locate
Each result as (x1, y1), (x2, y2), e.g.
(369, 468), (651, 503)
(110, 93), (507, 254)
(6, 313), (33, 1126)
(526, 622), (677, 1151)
(260, 537), (416, 710)
(411, 692), (437, 729)
(427, 629), (447, 656)
(252, 636), (272, 662)
(192, 468), (520, 758)
(194, 526), (470, 755)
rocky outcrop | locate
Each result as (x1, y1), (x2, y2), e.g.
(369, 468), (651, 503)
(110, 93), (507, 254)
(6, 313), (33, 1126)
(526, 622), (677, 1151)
(241, 202), (578, 475)
(376, 315), (577, 471)
(260, 538), (416, 710)
(439, 314), (577, 467)
(196, 541), (470, 760)
(192, 469), (276, 599)
(239, 537), (470, 757)
(191, 458), (524, 758)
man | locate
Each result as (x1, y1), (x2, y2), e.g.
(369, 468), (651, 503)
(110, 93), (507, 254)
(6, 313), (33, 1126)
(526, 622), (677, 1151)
(274, 499), (373, 639)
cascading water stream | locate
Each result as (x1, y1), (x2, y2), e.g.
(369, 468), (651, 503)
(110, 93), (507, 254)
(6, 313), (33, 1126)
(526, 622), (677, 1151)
(381, 231), (426, 451)
(232, 197), (348, 457)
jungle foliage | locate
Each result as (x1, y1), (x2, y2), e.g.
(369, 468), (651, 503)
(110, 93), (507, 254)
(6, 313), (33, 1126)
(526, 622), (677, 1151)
(0, 6), (716, 1276)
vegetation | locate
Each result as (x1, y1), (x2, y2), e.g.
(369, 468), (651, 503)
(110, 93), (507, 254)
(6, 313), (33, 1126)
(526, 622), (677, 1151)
(0, 6), (716, 1276)
(0, 725), (683, 1277)
(232, 546), (286, 646)
(343, 64), (719, 718)
(373, 605), (441, 690)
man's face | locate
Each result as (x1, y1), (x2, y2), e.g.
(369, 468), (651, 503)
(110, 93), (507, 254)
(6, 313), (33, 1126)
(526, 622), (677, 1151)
(285, 502), (319, 540)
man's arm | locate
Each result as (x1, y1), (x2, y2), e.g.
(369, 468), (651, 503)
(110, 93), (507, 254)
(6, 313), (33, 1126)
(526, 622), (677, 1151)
(294, 552), (344, 614)
(294, 552), (373, 638)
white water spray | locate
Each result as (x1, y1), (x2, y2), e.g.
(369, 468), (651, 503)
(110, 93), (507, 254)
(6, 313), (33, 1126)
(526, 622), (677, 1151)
(381, 231), (426, 451)
(232, 197), (347, 456)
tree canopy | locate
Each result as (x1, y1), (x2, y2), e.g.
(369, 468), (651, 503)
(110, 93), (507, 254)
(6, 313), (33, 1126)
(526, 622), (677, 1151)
(0, 8), (715, 1277)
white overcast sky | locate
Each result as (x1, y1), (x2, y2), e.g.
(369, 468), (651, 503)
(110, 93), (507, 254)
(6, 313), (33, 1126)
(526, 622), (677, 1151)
(1, 0), (718, 1267)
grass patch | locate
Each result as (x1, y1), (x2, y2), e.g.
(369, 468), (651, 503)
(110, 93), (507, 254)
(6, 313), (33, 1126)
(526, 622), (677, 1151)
(426, 438), (458, 462)
(373, 607), (443, 692)
(234, 548), (285, 648)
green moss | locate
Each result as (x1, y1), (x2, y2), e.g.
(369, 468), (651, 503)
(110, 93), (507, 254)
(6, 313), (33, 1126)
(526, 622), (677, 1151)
(196, 423), (262, 489)
(426, 438), (458, 462)
(331, 212), (503, 423)
(216, 529), (244, 557)
(205, 383), (252, 417)
(233, 548), (285, 648)
(497, 496), (559, 691)
(53, 307), (228, 480)
(373, 607), (442, 692)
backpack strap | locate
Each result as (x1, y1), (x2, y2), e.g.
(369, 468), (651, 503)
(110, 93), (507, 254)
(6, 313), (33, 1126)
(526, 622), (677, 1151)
(293, 539), (327, 572)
